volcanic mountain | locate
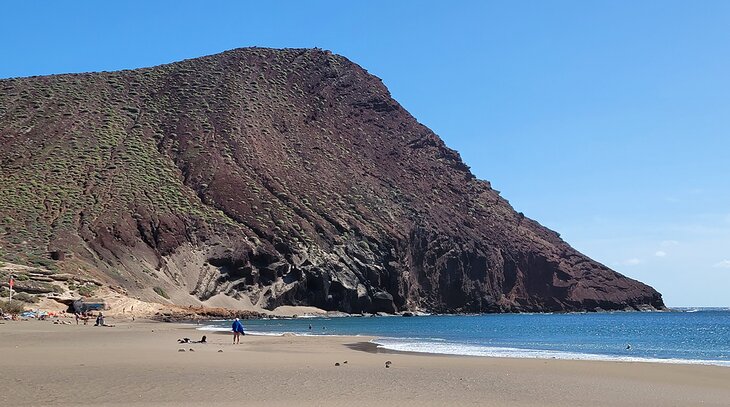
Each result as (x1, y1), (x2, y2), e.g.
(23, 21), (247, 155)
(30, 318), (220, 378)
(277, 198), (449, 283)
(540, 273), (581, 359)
(0, 48), (664, 313)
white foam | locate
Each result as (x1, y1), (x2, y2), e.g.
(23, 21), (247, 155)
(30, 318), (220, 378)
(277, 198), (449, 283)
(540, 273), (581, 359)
(196, 325), (365, 338)
(196, 326), (230, 332)
(196, 326), (285, 336)
(246, 331), (288, 336)
(371, 339), (730, 367)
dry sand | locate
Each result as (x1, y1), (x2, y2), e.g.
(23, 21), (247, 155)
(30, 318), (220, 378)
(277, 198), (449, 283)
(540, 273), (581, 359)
(1, 318), (729, 407)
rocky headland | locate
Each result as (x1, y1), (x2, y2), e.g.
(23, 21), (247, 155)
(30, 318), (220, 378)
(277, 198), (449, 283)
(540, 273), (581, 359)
(0, 48), (664, 314)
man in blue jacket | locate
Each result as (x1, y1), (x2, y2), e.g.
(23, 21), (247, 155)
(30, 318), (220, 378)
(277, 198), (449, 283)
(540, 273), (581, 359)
(232, 318), (245, 344)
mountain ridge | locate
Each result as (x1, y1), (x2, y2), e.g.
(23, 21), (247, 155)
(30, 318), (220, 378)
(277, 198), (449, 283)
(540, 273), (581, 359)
(0, 47), (665, 313)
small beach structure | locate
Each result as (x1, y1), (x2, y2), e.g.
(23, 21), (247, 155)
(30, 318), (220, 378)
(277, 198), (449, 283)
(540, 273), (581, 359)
(72, 298), (108, 313)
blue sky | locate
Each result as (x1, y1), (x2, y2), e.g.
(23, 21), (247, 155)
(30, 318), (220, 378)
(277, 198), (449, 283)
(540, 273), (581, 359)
(2, 1), (728, 306)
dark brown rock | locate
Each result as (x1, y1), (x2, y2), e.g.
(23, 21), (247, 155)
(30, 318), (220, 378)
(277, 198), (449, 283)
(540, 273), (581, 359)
(0, 48), (664, 313)
(50, 251), (65, 261)
(9, 281), (54, 294)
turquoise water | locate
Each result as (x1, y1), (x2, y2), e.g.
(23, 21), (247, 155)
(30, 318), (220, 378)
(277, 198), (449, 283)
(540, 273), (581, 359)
(202, 309), (730, 366)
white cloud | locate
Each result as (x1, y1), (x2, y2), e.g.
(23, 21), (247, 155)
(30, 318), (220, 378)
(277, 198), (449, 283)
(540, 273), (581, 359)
(655, 251), (667, 257)
(712, 260), (730, 269)
(618, 258), (642, 266)
(660, 240), (679, 247)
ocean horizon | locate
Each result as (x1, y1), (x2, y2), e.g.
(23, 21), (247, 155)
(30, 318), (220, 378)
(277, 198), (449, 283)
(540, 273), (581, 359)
(200, 308), (730, 367)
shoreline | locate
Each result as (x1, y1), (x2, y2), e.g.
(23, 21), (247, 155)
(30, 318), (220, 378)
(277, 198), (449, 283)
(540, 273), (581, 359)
(352, 340), (730, 368)
(192, 322), (730, 369)
(2, 319), (729, 406)
(153, 305), (718, 323)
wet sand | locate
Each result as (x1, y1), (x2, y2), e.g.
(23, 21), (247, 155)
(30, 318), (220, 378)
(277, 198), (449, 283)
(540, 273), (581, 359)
(1, 319), (729, 406)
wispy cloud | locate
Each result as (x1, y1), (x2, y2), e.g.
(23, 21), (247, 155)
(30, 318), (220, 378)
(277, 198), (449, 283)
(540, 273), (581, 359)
(618, 258), (642, 266)
(655, 251), (667, 257)
(660, 240), (679, 247)
(712, 260), (730, 269)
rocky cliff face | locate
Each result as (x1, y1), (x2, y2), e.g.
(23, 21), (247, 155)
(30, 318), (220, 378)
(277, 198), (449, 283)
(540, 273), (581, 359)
(0, 48), (664, 313)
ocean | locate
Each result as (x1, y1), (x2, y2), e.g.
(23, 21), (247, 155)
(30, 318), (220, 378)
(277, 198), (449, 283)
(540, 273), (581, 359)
(200, 309), (730, 367)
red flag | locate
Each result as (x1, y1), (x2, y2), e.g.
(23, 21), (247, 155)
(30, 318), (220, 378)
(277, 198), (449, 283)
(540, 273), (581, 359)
(8, 276), (13, 290)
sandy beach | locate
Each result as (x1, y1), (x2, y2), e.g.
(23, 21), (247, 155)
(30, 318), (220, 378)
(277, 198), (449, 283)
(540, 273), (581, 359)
(1, 318), (729, 407)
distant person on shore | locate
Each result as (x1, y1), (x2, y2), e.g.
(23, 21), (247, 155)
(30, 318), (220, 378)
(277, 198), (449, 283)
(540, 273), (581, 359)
(232, 318), (245, 344)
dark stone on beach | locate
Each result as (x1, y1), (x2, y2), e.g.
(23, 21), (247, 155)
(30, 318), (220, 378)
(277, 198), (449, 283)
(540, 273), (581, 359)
(335, 363), (340, 366)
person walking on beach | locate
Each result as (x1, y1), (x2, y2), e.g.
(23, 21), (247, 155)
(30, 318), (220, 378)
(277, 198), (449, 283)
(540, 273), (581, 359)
(232, 318), (245, 344)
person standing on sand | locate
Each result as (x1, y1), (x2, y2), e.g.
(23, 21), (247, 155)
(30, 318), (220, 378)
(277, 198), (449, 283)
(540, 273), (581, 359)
(232, 318), (245, 344)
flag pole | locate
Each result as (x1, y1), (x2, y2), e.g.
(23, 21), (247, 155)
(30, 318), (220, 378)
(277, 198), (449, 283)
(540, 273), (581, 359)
(8, 275), (14, 303)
